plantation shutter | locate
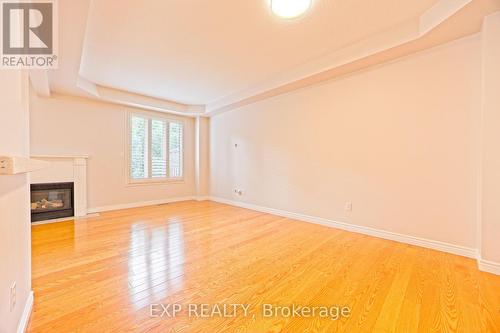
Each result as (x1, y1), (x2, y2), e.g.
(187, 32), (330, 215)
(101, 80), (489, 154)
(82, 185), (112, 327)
(169, 122), (183, 178)
(130, 115), (148, 179)
(129, 114), (183, 181)
(151, 119), (167, 178)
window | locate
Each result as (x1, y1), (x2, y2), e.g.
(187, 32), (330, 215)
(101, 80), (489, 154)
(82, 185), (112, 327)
(128, 113), (183, 183)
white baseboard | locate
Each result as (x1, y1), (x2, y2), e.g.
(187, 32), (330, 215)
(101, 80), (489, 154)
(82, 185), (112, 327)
(16, 291), (33, 333)
(87, 196), (196, 213)
(477, 257), (500, 275)
(83, 195), (499, 276)
(209, 196), (478, 259)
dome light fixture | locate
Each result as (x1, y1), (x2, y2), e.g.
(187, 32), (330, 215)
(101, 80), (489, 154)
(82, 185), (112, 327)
(271, 0), (312, 19)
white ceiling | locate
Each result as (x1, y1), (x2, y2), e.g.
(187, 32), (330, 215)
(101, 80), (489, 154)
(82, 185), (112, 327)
(51, 0), (437, 103)
(46, 0), (499, 115)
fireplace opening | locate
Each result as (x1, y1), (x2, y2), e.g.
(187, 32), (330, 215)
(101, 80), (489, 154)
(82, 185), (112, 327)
(30, 182), (74, 222)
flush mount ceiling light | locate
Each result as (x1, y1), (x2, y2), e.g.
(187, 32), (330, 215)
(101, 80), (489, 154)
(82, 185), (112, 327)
(271, 0), (312, 19)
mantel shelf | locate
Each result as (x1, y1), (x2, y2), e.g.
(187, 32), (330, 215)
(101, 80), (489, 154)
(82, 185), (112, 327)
(31, 155), (90, 159)
(0, 156), (49, 175)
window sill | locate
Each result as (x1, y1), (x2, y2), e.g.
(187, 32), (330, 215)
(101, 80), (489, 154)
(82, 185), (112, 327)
(126, 178), (185, 187)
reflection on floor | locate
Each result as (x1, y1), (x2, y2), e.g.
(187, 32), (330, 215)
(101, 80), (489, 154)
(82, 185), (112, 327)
(28, 200), (500, 332)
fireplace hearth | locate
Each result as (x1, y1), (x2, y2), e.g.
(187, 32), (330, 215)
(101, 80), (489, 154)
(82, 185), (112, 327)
(30, 182), (74, 222)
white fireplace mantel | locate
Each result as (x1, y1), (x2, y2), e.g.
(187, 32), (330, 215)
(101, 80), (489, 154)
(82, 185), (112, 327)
(30, 155), (89, 217)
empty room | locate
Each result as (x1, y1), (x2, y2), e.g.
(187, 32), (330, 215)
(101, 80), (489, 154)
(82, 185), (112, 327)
(1, 0), (500, 332)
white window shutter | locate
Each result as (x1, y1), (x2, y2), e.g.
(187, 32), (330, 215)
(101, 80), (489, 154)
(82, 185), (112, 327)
(129, 114), (183, 181)
(169, 122), (183, 178)
(130, 115), (148, 179)
(151, 119), (167, 178)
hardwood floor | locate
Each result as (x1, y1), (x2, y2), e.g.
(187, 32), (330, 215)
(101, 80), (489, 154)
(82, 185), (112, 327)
(28, 200), (500, 332)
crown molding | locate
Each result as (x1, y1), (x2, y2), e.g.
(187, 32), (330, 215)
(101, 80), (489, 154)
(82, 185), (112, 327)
(206, 0), (499, 115)
(39, 0), (499, 118)
(76, 76), (205, 117)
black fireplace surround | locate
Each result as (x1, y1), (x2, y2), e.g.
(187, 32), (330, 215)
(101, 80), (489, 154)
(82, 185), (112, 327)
(30, 182), (74, 222)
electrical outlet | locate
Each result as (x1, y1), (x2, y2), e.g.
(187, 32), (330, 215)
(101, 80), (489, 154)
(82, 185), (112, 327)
(10, 282), (16, 312)
(345, 202), (352, 212)
(234, 189), (244, 196)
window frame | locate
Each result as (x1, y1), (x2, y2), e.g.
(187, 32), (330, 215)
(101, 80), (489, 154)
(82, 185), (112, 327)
(126, 111), (185, 186)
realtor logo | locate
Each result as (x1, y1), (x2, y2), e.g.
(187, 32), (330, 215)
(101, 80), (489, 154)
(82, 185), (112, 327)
(1, 0), (58, 68)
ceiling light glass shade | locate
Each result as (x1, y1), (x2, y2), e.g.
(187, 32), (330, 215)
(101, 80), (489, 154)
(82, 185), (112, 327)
(271, 0), (312, 18)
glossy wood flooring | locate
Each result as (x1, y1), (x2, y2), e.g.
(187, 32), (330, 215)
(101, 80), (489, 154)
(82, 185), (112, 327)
(28, 200), (500, 332)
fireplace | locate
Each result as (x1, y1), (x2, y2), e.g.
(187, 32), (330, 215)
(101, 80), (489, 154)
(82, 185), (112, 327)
(30, 182), (74, 222)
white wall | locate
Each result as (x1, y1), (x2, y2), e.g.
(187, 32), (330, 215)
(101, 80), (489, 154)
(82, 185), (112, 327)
(195, 117), (210, 198)
(480, 12), (500, 264)
(0, 71), (32, 333)
(30, 94), (197, 211)
(210, 35), (481, 249)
